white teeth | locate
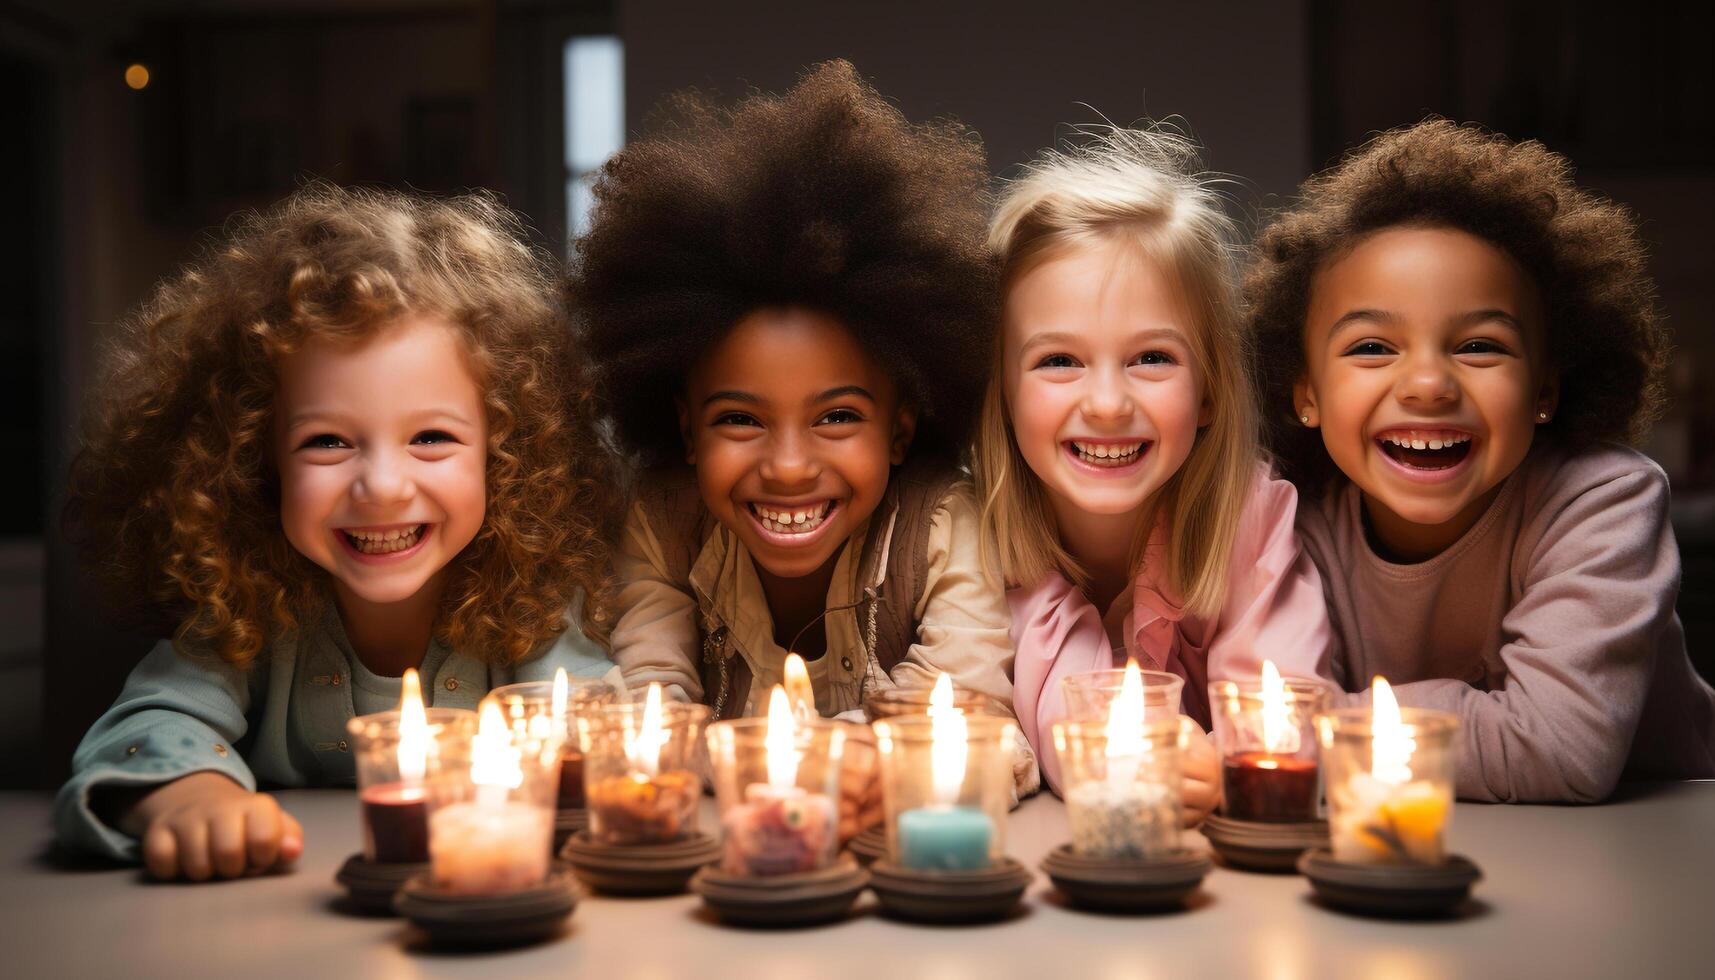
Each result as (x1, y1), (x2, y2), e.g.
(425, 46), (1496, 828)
(345, 525), (424, 554)
(752, 501), (831, 535)
(1071, 441), (1145, 465)
(1380, 431), (1471, 448)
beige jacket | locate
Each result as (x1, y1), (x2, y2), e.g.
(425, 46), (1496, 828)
(609, 478), (1039, 796)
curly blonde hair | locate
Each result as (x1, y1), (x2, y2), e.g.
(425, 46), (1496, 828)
(66, 182), (619, 668)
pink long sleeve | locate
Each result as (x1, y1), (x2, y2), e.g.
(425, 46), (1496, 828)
(1007, 574), (1113, 795)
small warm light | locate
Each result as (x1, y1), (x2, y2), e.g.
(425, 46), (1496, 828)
(630, 681), (667, 777)
(1103, 659), (1145, 785)
(928, 673), (967, 804)
(1370, 676), (1414, 786)
(551, 668), (568, 724)
(1260, 659), (1301, 755)
(472, 698), (524, 801)
(397, 668), (427, 785)
(782, 653), (814, 720)
(124, 63), (150, 90)
(764, 686), (799, 790)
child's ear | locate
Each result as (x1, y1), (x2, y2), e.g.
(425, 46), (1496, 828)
(1198, 391), (1215, 429)
(675, 396), (696, 465)
(1534, 371), (1561, 425)
(889, 404), (918, 466)
(1292, 377), (1320, 429)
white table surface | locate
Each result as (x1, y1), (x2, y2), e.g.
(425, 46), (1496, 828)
(6, 782), (1714, 979)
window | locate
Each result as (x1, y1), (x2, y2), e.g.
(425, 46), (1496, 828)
(563, 35), (623, 250)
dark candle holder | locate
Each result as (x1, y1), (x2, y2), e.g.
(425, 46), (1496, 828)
(868, 857), (1033, 923)
(554, 808), (591, 853)
(560, 829), (722, 895)
(1040, 844), (1211, 913)
(336, 853), (428, 915)
(1298, 847), (1482, 917)
(394, 861), (580, 946)
(846, 824), (887, 865)
(691, 854), (869, 927)
(1200, 813), (1329, 872)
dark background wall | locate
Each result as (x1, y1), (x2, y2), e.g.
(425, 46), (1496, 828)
(3, 0), (1711, 788)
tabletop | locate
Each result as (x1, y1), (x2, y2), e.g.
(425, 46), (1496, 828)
(6, 782), (1714, 979)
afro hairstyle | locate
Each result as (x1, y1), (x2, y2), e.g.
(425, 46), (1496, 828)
(568, 60), (999, 466)
(1247, 118), (1669, 495)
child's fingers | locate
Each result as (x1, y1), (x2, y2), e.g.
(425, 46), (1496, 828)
(142, 821), (180, 880)
(1181, 774), (1219, 827)
(173, 818), (213, 882)
(244, 796), (283, 871)
(279, 810), (304, 866)
(208, 809), (248, 878)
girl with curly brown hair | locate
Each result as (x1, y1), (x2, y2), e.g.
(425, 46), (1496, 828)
(55, 183), (622, 879)
(1248, 119), (1715, 802)
(570, 62), (1038, 828)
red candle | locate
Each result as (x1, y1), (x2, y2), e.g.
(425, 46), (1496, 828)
(1222, 751), (1319, 823)
(360, 782), (429, 864)
(557, 748), (586, 810)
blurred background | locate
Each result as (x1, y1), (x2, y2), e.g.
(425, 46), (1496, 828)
(3, 0), (1711, 787)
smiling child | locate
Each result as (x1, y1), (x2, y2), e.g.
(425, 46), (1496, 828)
(55, 184), (621, 878)
(571, 62), (1036, 812)
(1249, 120), (1715, 802)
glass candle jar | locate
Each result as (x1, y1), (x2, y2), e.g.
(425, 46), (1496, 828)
(577, 697), (710, 846)
(421, 701), (561, 894)
(863, 687), (996, 721)
(488, 677), (617, 811)
(707, 716), (845, 876)
(1316, 706), (1458, 866)
(1209, 675), (1326, 823)
(1060, 668), (1185, 723)
(347, 707), (477, 864)
(873, 713), (1016, 872)
(1052, 716), (1183, 859)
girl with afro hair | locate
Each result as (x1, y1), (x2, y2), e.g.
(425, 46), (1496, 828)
(56, 183), (622, 879)
(1248, 119), (1715, 803)
(571, 61), (1037, 812)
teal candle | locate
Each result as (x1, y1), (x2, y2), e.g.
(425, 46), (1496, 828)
(898, 804), (994, 871)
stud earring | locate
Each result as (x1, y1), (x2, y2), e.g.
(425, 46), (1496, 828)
(1300, 415), (1310, 425)
(1537, 411), (1550, 421)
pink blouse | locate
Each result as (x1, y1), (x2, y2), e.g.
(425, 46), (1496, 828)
(1009, 467), (1333, 794)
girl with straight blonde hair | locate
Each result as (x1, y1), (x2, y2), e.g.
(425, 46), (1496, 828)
(975, 125), (1331, 815)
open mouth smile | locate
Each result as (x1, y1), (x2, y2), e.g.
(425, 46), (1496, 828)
(746, 500), (839, 547)
(337, 523), (433, 560)
(1375, 429), (1474, 475)
(1065, 439), (1151, 472)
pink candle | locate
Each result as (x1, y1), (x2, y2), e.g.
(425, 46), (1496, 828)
(721, 783), (836, 876)
(428, 799), (553, 895)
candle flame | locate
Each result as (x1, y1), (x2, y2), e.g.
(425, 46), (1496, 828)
(1260, 659), (1301, 754)
(1104, 659), (1145, 784)
(631, 681), (667, 777)
(765, 685), (799, 789)
(552, 668), (568, 725)
(1370, 676), (1414, 785)
(397, 668), (427, 786)
(928, 673), (967, 804)
(783, 653), (815, 721)
(471, 697), (523, 795)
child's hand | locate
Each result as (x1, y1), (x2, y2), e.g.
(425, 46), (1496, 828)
(837, 723), (883, 844)
(122, 772), (304, 881)
(1180, 717), (1221, 827)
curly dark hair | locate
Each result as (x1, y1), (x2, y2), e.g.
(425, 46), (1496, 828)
(1247, 118), (1669, 494)
(567, 60), (999, 464)
(66, 182), (621, 668)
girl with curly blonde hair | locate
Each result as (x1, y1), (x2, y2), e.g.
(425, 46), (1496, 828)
(55, 182), (622, 879)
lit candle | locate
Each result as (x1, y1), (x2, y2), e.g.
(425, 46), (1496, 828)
(359, 669), (430, 864)
(782, 653), (816, 721)
(587, 682), (700, 844)
(1064, 660), (1178, 859)
(1221, 660), (1320, 823)
(428, 698), (553, 894)
(719, 686), (839, 875)
(897, 673), (994, 871)
(545, 669), (589, 809)
(1329, 677), (1450, 865)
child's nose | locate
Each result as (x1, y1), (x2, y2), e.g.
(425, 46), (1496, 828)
(352, 451), (416, 505)
(1080, 366), (1135, 420)
(1396, 353), (1460, 406)
(758, 430), (821, 487)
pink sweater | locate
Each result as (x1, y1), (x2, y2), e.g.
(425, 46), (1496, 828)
(1009, 468), (1333, 794)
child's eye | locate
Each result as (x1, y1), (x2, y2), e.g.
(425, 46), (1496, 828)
(816, 408), (864, 425)
(713, 412), (761, 427)
(1034, 353), (1080, 369)
(1342, 340), (1395, 357)
(1455, 339), (1510, 356)
(299, 433), (350, 451)
(1133, 350), (1177, 367)
(411, 430), (458, 445)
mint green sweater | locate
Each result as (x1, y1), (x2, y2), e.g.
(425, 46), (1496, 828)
(55, 606), (619, 861)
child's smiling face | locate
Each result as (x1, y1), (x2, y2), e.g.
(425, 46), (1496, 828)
(680, 308), (914, 581)
(1296, 225), (1557, 559)
(275, 316), (488, 606)
(1002, 241), (1209, 525)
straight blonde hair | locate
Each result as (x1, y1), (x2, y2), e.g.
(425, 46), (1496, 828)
(973, 126), (1259, 618)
